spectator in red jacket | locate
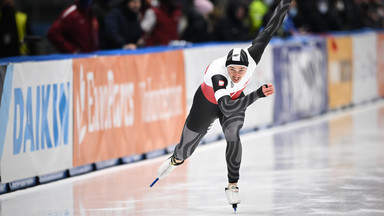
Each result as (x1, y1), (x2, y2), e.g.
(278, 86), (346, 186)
(47, 0), (99, 53)
(141, 0), (182, 46)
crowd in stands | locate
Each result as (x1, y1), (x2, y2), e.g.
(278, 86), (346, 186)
(1, 0), (384, 57)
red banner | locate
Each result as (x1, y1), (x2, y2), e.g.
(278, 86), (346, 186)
(73, 51), (186, 166)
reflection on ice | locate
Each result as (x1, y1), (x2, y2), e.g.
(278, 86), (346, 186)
(1, 101), (384, 215)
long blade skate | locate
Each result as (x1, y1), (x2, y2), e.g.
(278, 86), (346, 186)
(225, 186), (241, 212)
(150, 156), (184, 187)
(232, 204), (238, 212)
(150, 178), (159, 187)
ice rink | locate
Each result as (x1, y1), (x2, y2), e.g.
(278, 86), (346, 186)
(1, 100), (384, 216)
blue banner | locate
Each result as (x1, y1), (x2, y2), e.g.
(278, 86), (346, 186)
(273, 38), (328, 124)
(0, 65), (13, 161)
(0, 65), (6, 106)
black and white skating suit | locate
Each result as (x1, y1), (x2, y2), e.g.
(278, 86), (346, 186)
(201, 48), (257, 105)
(172, 0), (292, 183)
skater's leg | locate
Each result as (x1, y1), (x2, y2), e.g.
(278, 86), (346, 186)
(156, 86), (220, 180)
(173, 120), (207, 161)
(221, 111), (244, 206)
(156, 117), (209, 180)
(173, 86), (220, 160)
(220, 109), (245, 207)
(225, 140), (243, 184)
(220, 110), (245, 184)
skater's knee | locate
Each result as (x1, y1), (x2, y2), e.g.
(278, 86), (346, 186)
(223, 125), (242, 141)
(173, 125), (206, 160)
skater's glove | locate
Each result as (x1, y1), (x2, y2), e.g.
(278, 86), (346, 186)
(256, 83), (274, 97)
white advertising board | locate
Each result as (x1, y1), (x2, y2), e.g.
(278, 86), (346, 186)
(0, 60), (73, 183)
(352, 32), (378, 104)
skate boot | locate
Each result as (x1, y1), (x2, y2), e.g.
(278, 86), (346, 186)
(225, 185), (241, 212)
(157, 155), (184, 180)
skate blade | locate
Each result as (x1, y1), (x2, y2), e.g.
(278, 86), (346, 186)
(232, 204), (237, 212)
(150, 178), (159, 187)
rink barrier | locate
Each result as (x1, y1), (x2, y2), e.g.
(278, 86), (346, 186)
(8, 176), (38, 192)
(0, 29), (384, 194)
(95, 159), (121, 170)
(68, 164), (95, 177)
(39, 170), (69, 184)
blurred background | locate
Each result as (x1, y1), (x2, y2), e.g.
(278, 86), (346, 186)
(2, 0), (384, 57)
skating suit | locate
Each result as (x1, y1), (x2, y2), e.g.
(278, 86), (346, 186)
(201, 49), (257, 105)
(173, 0), (293, 184)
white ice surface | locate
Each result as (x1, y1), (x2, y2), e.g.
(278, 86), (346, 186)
(1, 100), (384, 216)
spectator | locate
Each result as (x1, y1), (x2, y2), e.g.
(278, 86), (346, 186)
(140, 0), (152, 15)
(0, 0), (32, 57)
(281, 0), (303, 36)
(318, 0), (343, 31)
(93, 0), (115, 49)
(181, 0), (214, 43)
(47, 0), (99, 54)
(289, 0), (335, 33)
(213, 0), (252, 42)
(375, 0), (384, 28)
(261, 0), (299, 36)
(361, 0), (384, 28)
(248, 0), (269, 34)
(141, 0), (182, 46)
(103, 0), (144, 50)
(338, 0), (364, 30)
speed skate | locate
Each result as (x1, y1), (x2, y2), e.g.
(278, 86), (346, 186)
(225, 185), (241, 212)
(150, 156), (184, 187)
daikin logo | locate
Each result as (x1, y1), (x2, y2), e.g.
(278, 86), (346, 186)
(13, 83), (70, 155)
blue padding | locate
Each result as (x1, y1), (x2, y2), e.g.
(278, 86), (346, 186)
(121, 154), (144, 164)
(96, 45), (184, 56)
(68, 164), (94, 177)
(145, 149), (167, 159)
(95, 159), (120, 170)
(0, 53), (95, 64)
(38, 171), (68, 184)
(8, 177), (38, 191)
(0, 183), (9, 194)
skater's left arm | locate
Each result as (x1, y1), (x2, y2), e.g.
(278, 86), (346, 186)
(247, 0), (292, 64)
(217, 83), (274, 117)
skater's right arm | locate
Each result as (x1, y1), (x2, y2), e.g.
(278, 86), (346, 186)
(247, 0), (292, 64)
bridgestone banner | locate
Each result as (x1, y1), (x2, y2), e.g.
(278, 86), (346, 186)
(273, 39), (328, 124)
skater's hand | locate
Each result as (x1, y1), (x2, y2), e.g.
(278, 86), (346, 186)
(256, 83), (274, 97)
(262, 83), (274, 97)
